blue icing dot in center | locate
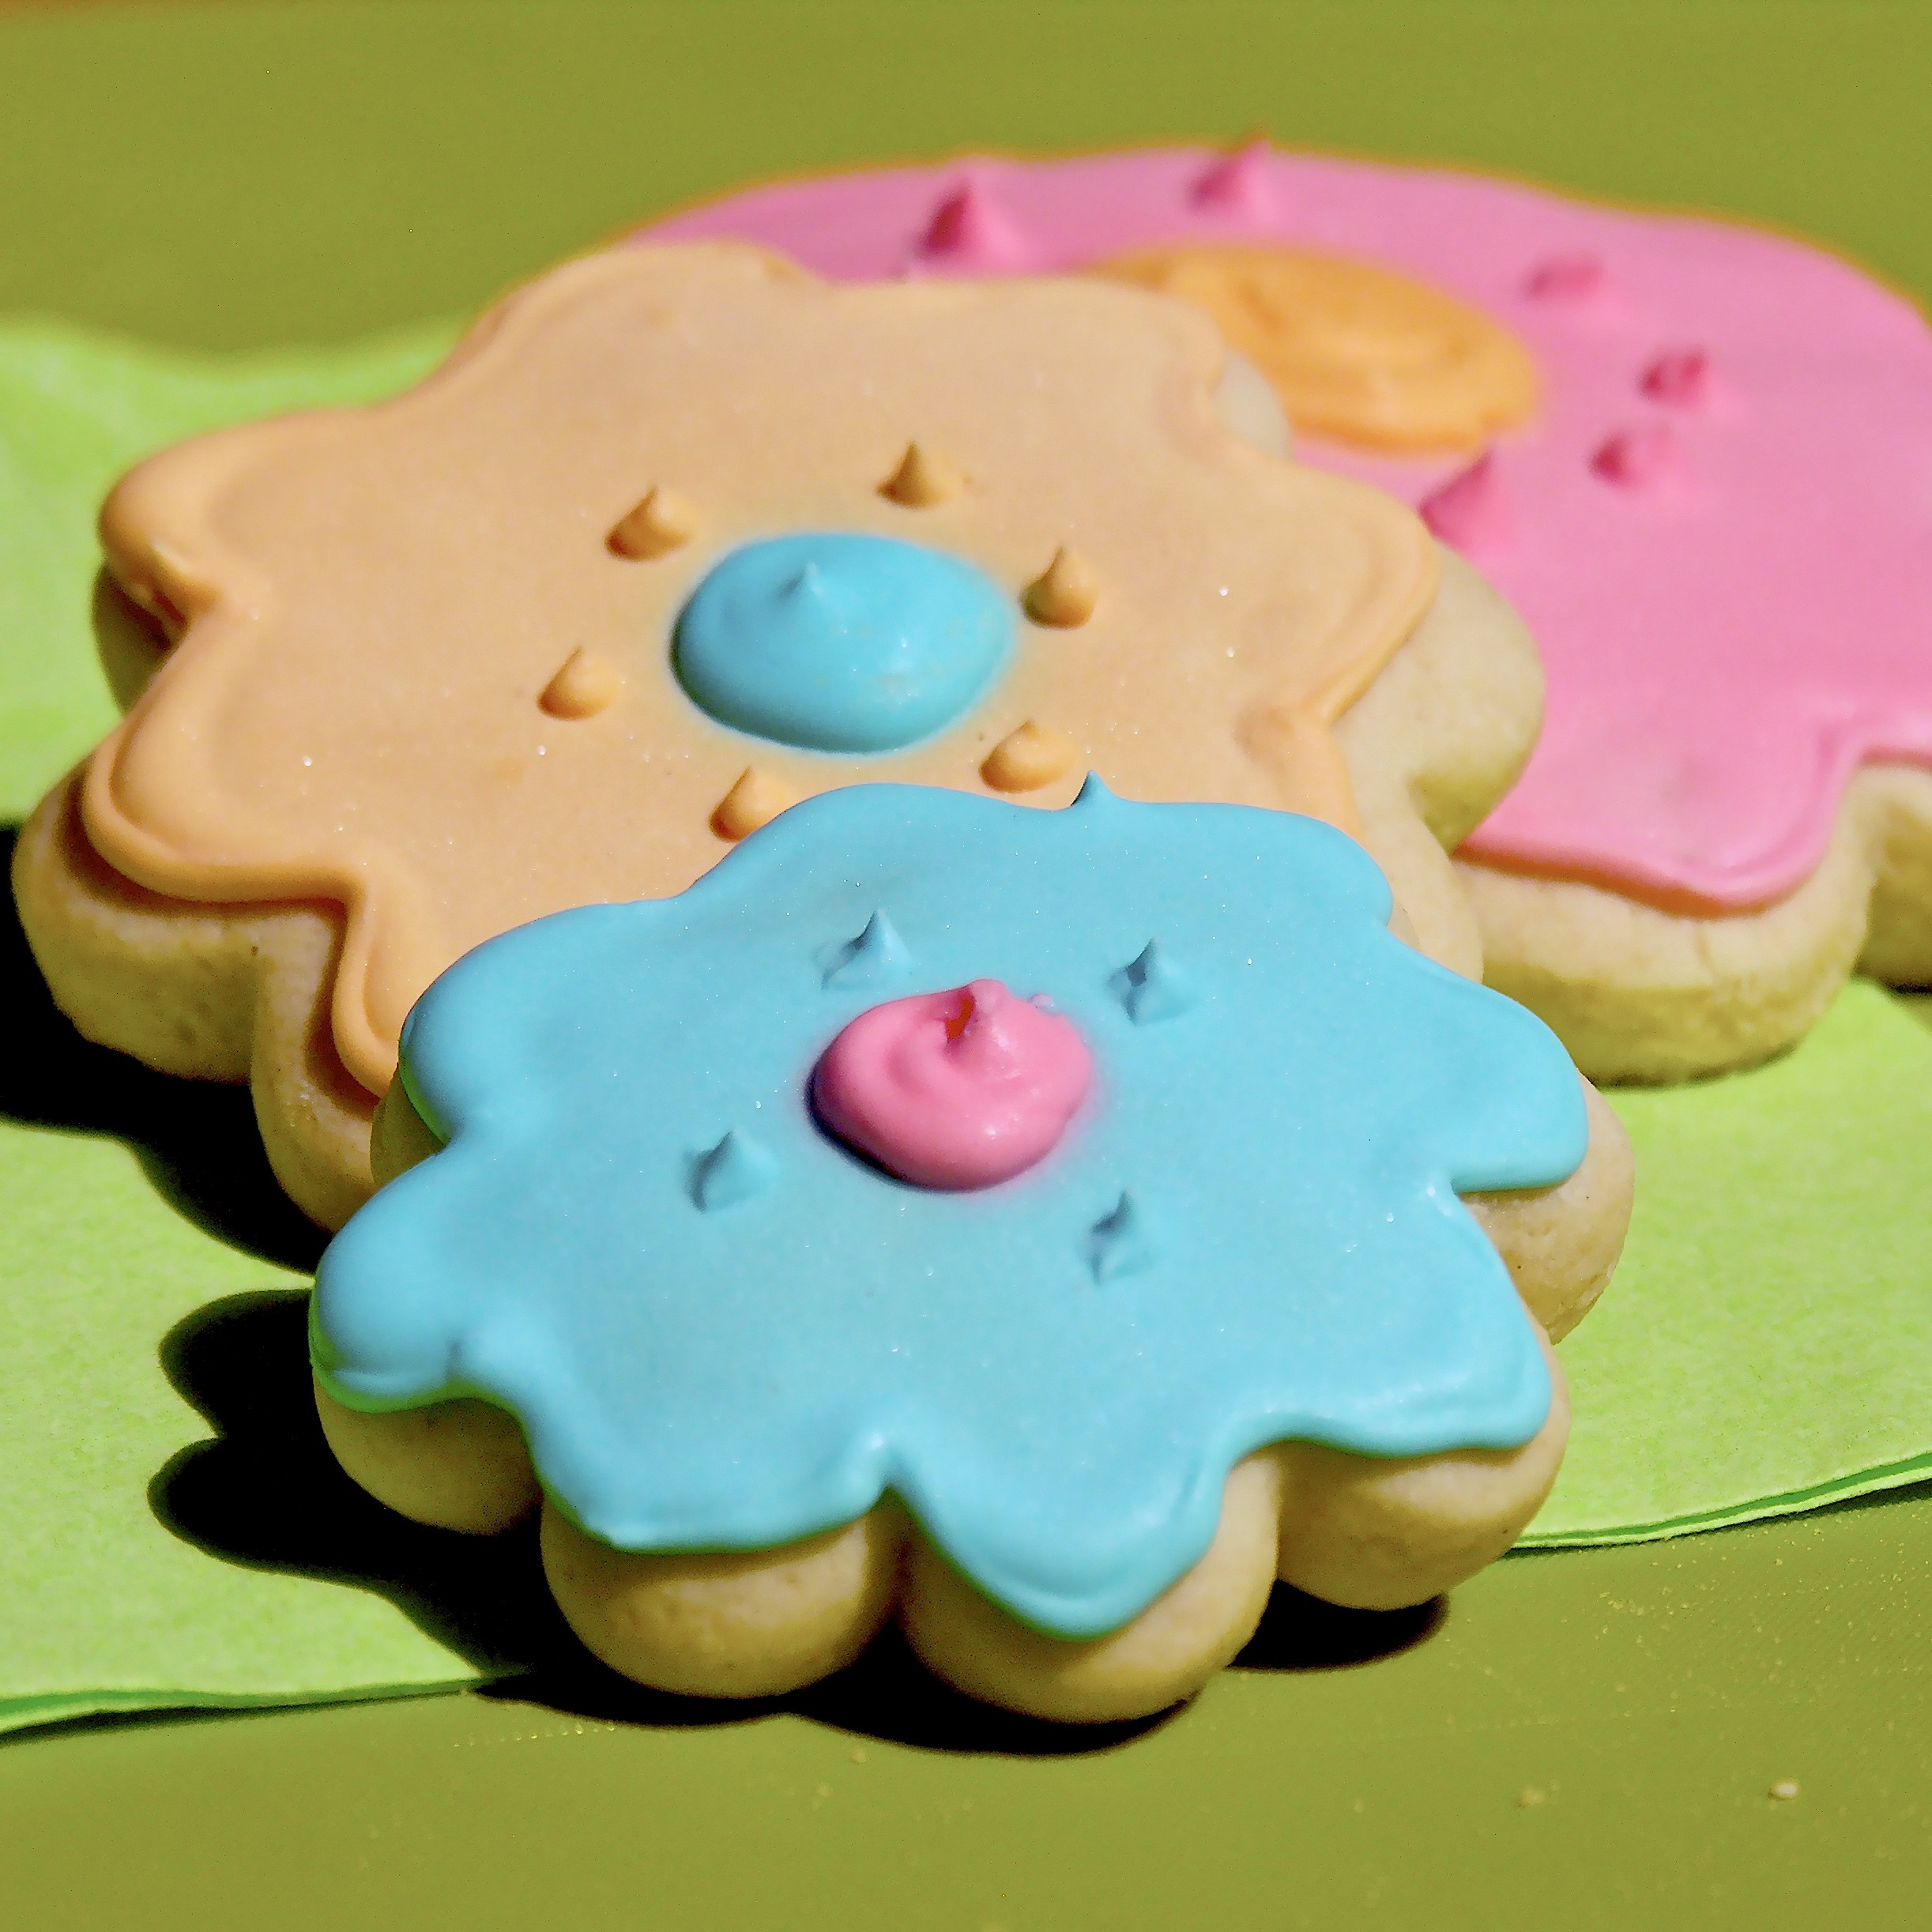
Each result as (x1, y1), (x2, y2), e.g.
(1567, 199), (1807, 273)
(672, 533), (1015, 753)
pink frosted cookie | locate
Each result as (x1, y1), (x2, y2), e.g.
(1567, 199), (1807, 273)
(642, 145), (1932, 1079)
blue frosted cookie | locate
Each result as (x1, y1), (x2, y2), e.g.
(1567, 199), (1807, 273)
(312, 780), (1623, 1721)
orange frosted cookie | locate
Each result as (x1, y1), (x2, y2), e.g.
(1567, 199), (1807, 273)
(14, 242), (1547, 1226)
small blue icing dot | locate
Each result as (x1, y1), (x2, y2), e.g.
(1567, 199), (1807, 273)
(314, 781), (1587, 1640)
(689, 1129), (776, 1213)
(1109, 940), (1194, 1026)
(819, 909), (911, 990)
(672, 533), (1014, 753)
(1088, 1191), (1156, 1281)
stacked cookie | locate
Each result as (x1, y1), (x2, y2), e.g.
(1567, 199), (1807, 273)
(650, 144), (1932, 1083)
(62, 149), (1932, 1717)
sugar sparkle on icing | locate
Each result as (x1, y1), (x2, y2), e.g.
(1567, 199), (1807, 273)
(812, 978), (1094, 1188)
(313, 780), (1584, 1637)
(672, 533), (1015, 754)
(641, 149), (1932, 911)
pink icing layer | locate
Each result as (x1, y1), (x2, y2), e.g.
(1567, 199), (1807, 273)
(640, 150), (1932, 912)
(812, 980), (1093, 1189)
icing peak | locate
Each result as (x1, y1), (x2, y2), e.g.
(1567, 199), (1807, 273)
(1419, 450), (1513, 555)
(1591, 424), (1677, 489)
(1524, 254), (1606, 303)
(1109, 939), (1195, 1025)
(919, 175), (1030, 270)
(981, 718), (1079, 793)
(1022, 546), (1099, 627)
(710, 765), (797, 841)
(690, 1129), (778, 1211)
(608, 485), (699, 559)
(1640, 348), (1712, 409)
(879, 441), (966, 507)
(1192, 140), (1277, 220)
(1087, 1190), (1155, 1281)
(819, 909), (912, 990)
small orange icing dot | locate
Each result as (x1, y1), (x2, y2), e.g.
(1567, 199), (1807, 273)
(608, 486), (699, 559)
(1022, 548), (1098, 627)
(981, 720), (1079, 793)
(539, 648), (624, 719)
(879, 442), (966, 507)
(710, 766), (797, 841)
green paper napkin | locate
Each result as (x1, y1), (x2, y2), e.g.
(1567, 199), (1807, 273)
(2, 322), (1928, 1734)
(1527, 980), (1932, 1542)
(0, 1121), (484, 1734)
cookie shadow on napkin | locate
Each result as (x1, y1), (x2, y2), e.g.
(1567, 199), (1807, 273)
(151, 1290), (572, 1678)
(0, 823), (325, 1275)
(150, 1289), (1445, 1756)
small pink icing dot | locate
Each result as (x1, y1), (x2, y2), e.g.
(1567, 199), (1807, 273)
(1591, 423), (1678, 488)
(1524, 254), (1606, 302)
(1419, 450), (1513, 555)
(1640, 348), (1713, 409)
(918, 177), (1030, 270)
(1191, 140), (1276, 219)
(812, 980), (1093, 1189)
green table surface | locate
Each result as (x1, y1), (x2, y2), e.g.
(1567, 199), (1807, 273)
(1, 2), (1928, 1926)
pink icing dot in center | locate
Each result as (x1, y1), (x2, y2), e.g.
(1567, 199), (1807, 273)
(812, 980), (1093, 1190)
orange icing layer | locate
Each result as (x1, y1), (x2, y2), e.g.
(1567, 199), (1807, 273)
(1097, 243), (1541, 454)
(82, 243), (1438, 1095)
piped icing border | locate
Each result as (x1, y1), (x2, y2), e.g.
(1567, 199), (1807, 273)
(80, 243), (1436, 1095)
(314, 781), (1584, 1637)
(640, 146), (1932, 913)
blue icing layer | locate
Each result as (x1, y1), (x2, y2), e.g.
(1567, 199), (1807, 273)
(315, 781), (1587, 1639)
(672, 533), (1014, 752)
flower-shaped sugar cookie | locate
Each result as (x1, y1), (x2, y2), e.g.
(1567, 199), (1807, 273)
(646, 146), (1932, 1079)
(314, 782), (1630, 1723)
(13, 241), (1548, 1228)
